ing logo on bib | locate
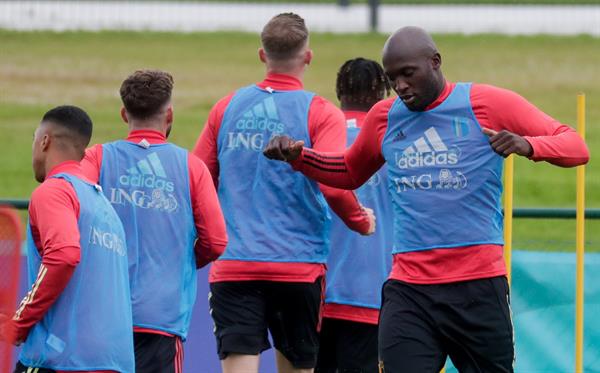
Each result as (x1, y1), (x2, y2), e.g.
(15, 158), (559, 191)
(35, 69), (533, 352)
(226, 96), (286, 152)
(109, 152), (179, 213)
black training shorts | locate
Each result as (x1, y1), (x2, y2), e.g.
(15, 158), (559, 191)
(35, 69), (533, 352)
(316, 317), (378, 373)
(134, 332), (184, 373)
(378, 276), (514, 373)
(209, 278), (323, 369)
(14, 362), (55, 373)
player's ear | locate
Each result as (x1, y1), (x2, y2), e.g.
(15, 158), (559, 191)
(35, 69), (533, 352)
(120, 107), (129, 124)
(40, 133), (51, 152)
(304, 49), (313, 66)
(165, 105), (174, 125)
(431, 52), (442, 70)
(258, 48), (267, 63)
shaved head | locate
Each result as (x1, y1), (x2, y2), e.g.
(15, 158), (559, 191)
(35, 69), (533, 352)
(383, 26), (438, 63)
(381, 26), (445, 111)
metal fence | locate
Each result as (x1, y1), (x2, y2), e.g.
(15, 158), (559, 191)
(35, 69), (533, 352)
(1, 1), (599, 35)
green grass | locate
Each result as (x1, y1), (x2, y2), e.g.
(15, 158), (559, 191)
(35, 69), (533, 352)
(0, 30), (598, 251)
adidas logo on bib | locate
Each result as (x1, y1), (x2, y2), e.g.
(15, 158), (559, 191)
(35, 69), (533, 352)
(227, 96), (285, 152)
(395, 127), (461, 169)
(118, 152), (175, 192)
(109, 152), (178, 213)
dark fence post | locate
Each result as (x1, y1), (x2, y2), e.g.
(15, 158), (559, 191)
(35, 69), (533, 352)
(339, 0), (350, 7)
(369, 0), (380, 33)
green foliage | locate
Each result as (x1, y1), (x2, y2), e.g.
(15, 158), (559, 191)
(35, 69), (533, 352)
(0, 30), (597, 251)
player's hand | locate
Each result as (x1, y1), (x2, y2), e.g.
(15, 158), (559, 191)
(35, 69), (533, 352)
(482, 128), (533, 158)
(362, 206), (376, 236)
(263, 135), (304, 162)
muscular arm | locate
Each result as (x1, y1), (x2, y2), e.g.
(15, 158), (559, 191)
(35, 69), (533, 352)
(8, 181), (81, 344)
(188, 154), (228, 269)
(287, 99), (391, 189)
(472, 84), (589, 167)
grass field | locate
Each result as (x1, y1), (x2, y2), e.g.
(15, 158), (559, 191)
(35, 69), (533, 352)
(0, 30), (598, 251)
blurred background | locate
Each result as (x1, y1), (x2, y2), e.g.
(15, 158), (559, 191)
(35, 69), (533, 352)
(0, 1), (599, 372)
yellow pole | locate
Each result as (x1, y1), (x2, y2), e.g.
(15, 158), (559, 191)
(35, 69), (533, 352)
(575, 93), (586, 373)
(440, 366), (445, 373)
(504, 155), (515, 284)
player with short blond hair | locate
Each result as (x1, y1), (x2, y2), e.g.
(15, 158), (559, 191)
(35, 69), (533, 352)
(194, 13), (375, 373)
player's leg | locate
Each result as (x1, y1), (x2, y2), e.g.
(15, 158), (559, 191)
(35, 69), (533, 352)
(276, 350), (314, 373)
(267, 278), (323, 373)
(222, 353), (260, 373)
(441, 276), (514, 373)
(133, 332), (180, 373)
(209, 281), (270, 373)
(378, 280), (446, 373)
(314, 318), (338, 373)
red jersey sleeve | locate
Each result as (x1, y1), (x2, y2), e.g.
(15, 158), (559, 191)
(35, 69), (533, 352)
(187, 153), (228, 268)
(471, 84), (589, 167)
(9, 179), (81, 344)
(292, 98), (390, 189)
(193, 93), (235, 188)
(80, 144), (103, 183)
(307, 97), (371, 234)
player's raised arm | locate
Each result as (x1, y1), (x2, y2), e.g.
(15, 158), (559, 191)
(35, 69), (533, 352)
(263, 98), (389, 190)
(473, 84), (589, 167)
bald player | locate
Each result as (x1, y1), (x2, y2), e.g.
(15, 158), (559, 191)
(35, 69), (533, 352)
(264, 27), (589, 372)
(2, 106), (134, 373)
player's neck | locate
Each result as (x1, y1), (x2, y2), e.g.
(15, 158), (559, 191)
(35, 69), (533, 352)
(266, 66), (305, 81)
(127, 122), (167, 136)
(43, 152), (82, 180)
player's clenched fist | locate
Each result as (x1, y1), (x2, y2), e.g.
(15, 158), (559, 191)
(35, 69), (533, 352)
(263, 135), (305, 162)
(482, 128), (533, 158)
(362, 206), (376, 236)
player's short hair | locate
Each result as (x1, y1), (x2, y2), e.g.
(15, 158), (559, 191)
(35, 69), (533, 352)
(336, 57), (391, 106)
(120, 69), (174, 119)
(42, 105), (93, 147)
(261, 13), (308, 61)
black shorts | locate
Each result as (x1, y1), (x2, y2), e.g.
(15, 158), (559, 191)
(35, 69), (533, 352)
(315, 317), (378, 373)
(134, 332), (184, 373)
(378, 276), (514, 373)
(14, 362), (55, 373)
(209, 278), (323, 369)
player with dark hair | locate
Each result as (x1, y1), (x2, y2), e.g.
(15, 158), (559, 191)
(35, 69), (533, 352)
(193, 13), (375, 373)
(82, 70), (228, 373)
(3, 105), (134, 373)
(315, 58), (392, 373)
(335, 57), (391, 111)
(264, 27), (589, 372)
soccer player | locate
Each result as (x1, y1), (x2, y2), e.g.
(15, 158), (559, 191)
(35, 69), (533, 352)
(81, 70), (228, 373)
(315, 58), (393, 373)
(264, 27), (590, 373)
(193, 13), (375, 373)
(2, 106), (134, 373)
